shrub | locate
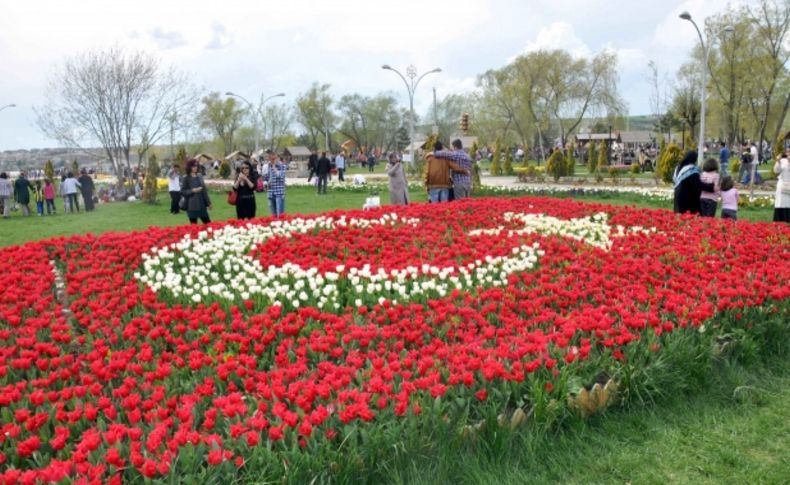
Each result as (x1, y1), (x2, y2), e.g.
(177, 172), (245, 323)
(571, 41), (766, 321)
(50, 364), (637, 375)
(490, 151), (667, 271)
(565, 146), (576, 176)
(598, 141), (608, 168)
(730, 157), (741, 179)
(587, 142), (598, 173)
(219, 159), (231, 179)
(71, 159), (79, 175)
(503, 147), (514, 175)
(630, 162), (641, 175)
(656, 143), (682, 183)
(546, 149), (566, 182)
(142, 154), (161, 204)
(490, 138), (502, 176)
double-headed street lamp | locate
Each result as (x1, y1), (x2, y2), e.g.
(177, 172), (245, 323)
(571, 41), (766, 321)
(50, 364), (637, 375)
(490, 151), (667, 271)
(381, 64), (441, 163)
(679, 12), (734, 164)
(0, 104), (16, 113)
(225, 92), (285, 154)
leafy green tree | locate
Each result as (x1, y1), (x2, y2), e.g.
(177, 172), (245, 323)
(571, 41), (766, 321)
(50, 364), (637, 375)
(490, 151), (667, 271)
(71, 160), (79, 175)
(176, 146), (187, 166)
(142, 153), (160, 204)
(295, 83), (336, 151)
(198, 92), (246, 156)
(44, 160), (54, 182)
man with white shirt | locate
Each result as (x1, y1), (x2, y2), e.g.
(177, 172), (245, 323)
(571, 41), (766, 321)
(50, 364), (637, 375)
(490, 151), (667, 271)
(335, 151), (346, 182)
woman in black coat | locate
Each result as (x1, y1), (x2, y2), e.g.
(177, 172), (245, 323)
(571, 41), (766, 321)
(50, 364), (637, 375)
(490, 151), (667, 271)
(181, 158), (212, 224)
(233, 160), (258, 219)
(673, 151), (715, 214)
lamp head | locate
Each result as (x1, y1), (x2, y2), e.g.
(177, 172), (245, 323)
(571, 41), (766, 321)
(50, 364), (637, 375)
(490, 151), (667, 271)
(723, 26), (735, 33)
(274, 93), (285, 97)
(381, 64), (392, 70)
(224, 91), (235, 96)
(679, 11), (692, 21)
(431, 68), (442, 74)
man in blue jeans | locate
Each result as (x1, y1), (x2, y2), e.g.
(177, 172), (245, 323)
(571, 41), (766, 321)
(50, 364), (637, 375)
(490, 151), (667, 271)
(719, 141), (730, 176)
(425, 141), (469, 202)
(266, 152), (286, 216)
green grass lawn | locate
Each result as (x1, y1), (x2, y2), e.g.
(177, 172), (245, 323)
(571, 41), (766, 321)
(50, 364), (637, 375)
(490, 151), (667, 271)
(0, 185), (777, 247)
(391, 361), (790, 485)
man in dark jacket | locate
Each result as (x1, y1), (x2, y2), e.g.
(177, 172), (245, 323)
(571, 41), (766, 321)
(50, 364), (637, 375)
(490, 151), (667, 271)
(13, 171), (33, 216)
(673, 151), (715, 214)
(316, 152), (332, 194)
(307, 150), (318, 182)
(78, 169), (96, 211)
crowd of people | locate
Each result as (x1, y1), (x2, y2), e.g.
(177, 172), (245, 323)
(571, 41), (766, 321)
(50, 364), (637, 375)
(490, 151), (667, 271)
(673, 147), (790, 223)
(0, 169), (96, 218)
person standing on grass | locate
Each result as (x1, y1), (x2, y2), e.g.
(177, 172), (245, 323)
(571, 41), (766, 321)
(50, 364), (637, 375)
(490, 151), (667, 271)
(773, 148), (790, 223)
(672, 151), (715, 215)
(78, 169), (96, 212)
(167, 164), (182, 214)
(316, 151), (331, 194)
(265, 152), (286, 216)
(307, 149), (318, 183)
(61, 172), (81, 213)
(13, 170), (34, 216)
(335, 151), (346, 182)
(0, 172), (12, 218)
(33, 180), (44, 216)
(181, 158), (211, 224)
(699, 158), (720, 217)
(424, 141), (470, 203)
(233, 160), (258, 220)
(719, 141), (730, 176)
(434, 138), (473, 200)
(367, 152), (376, 173)
(43, 179), (56, 215)
(386, 153), (409, 205)
(719, 175), (738, 220)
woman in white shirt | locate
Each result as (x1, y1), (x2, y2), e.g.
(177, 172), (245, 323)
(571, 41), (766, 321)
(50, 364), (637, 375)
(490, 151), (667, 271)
(167, 164), (182, 214)
(773, 148), (790, 223)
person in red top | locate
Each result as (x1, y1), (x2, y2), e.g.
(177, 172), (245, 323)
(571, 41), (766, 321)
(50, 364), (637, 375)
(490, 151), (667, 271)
(43, 179), (57, 214)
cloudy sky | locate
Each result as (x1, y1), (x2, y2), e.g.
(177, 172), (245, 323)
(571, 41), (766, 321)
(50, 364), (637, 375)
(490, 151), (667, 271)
(0, 0), (748, 150)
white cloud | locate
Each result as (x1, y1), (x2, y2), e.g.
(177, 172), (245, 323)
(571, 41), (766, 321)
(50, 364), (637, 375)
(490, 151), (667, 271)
(515, 22), (592, 60)
(205, 22), (233, 50)
(149, 27), (187, 50)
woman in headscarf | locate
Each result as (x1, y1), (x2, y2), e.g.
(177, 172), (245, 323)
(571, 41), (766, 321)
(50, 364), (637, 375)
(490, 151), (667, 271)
(386, 153), (409, 205)
(673, 151), (715, 214)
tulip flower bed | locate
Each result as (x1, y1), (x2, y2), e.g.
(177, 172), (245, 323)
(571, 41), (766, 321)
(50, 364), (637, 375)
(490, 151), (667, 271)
(1, 196), (789, 484)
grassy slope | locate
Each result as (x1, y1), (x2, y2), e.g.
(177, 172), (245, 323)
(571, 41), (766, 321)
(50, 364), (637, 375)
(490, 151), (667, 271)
(394, 364), (790, 484)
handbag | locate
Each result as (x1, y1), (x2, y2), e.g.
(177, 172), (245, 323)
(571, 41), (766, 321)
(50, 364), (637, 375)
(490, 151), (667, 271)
(178, 196), (186, 211)
(227, 189), (238, 205)
(255, 178), (264, 192)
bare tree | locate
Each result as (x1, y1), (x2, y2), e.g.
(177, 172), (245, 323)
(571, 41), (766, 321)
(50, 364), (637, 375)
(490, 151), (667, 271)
(36, 46), (196, 181)
(260, 103), (294, 152)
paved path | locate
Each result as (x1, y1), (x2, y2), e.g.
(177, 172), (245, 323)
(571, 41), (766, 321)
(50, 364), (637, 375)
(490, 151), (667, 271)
(205, 173), (776, 198)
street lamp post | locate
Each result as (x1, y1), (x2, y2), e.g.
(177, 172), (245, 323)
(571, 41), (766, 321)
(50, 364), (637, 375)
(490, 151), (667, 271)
(381, 64), (441, 164)
(679, 12), (734, 164)
(225, 92), (285, 155)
